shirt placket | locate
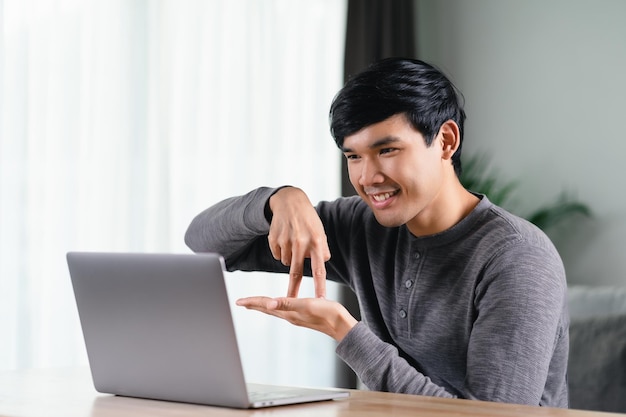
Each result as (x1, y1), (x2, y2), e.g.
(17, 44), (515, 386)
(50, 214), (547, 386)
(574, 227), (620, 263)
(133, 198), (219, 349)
(397, 249), (423, 337)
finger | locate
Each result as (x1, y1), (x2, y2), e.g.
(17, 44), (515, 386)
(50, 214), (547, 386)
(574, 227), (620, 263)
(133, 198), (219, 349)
(276, 235), (293, 266)
(268, 236), (281, 261)
(268, 232), (289, 264)
(268, 297), (311, 313)
(310, 246), (328, 299)
(280, 246), (292, 266)
(236, 296), (278, 310)
(287, 261), (303, 298)
(286, 239), (305, 297)
(271, 297), (297, 311)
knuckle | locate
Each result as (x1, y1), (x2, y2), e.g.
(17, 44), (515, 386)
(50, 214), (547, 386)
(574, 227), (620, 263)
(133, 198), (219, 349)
(312, 267), (325, 278)
(293, 237), (308, 251)
(312, 233), (327, 245)
(290, 271), (303, 279)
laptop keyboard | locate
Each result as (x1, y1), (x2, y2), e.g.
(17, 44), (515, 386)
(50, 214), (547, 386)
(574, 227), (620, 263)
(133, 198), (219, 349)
(247, 384), (302, 401)
(248, 390), (300, 401)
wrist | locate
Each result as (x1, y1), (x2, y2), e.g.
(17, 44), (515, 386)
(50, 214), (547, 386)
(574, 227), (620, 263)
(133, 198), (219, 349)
(265, 186), (293, 223)
(333, 311), (358, 342)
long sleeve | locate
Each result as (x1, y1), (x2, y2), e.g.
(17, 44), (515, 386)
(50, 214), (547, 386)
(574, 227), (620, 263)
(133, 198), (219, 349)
(184, 187), (286, 273)
(336, 323), (456, 397)
(332, 198), (569, 406)
(185, 191), (569, 407)
(335, 236), (568, 406)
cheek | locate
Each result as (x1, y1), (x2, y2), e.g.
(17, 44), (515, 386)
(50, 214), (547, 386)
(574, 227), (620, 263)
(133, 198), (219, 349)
(347, 164), (360, 185)
(396, 160), (436, 193)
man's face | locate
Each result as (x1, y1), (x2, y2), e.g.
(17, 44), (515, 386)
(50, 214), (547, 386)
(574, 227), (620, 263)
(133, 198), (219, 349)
(342, 113), (448, 234)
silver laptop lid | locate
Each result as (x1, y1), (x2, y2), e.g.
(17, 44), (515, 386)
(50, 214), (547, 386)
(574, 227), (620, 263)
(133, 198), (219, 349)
(67, 252), (251, 408)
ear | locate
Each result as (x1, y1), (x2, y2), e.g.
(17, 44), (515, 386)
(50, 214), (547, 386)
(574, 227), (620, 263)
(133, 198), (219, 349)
(438, 120), (461, 161)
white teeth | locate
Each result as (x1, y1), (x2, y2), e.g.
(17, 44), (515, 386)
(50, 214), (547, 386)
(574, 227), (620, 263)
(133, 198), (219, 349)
(372, 192), (392, 202)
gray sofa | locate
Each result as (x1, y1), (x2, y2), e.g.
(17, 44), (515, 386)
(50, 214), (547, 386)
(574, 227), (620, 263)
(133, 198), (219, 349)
(568, 285), (626, 412)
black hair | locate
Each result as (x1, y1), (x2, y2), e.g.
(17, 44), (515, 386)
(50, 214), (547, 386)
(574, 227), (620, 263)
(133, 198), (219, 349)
(329, 58), (466, 177)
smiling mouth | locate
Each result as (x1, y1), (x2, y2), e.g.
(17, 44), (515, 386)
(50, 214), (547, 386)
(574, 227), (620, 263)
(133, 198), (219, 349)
(370, 190), (399, 202)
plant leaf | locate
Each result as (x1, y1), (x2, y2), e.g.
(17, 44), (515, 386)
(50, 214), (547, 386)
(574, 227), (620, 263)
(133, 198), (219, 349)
(460, 153), (592, 231)
(526, 194), (591, 231)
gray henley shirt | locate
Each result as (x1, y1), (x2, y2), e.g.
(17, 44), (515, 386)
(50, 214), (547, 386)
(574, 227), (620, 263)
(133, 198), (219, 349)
(185, 187), (569, 407)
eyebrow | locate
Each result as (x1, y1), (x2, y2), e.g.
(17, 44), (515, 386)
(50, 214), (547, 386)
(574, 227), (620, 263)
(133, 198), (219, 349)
(341, 136), (401, 153)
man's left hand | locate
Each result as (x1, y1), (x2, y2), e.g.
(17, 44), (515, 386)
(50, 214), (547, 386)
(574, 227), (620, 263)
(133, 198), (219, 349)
(236, 296), (358, 342)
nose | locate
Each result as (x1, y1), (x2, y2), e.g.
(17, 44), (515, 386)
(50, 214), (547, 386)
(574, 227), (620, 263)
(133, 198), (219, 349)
(356, 158), (384, 186)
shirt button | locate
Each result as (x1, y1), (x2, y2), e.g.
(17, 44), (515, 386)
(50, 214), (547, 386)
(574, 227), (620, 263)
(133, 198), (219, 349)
(414, 252), (421, 259)
(405, 280), (413, 289)
(399, 309), (407, 318)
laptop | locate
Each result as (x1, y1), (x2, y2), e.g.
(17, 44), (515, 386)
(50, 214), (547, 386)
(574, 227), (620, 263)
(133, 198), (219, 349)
(67, 251), (349, 408)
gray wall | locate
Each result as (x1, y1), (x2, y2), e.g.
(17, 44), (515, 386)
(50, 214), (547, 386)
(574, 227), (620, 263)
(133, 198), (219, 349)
(416, 0), (626, 286)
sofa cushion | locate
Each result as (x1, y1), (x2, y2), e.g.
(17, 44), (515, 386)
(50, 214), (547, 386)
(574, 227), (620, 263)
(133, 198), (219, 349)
(568, 285), (626, 320)
(568, 312), (626, 412)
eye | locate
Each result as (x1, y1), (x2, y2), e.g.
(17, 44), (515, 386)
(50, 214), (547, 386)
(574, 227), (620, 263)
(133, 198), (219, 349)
(344, 153), (360, 161)
(379, 147), (397, 155)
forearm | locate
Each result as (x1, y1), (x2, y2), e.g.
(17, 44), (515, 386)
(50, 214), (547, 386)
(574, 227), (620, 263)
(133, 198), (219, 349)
(184, 187), (277, 268)
(464, 250), (567, 405)
(336, 323), (456, 397)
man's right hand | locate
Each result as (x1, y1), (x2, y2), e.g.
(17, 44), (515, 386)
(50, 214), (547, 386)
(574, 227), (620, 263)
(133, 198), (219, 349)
(267, 187), (330, 299)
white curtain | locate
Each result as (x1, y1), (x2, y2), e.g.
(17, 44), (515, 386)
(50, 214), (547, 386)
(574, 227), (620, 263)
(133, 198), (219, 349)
(0, 0), (347, 387)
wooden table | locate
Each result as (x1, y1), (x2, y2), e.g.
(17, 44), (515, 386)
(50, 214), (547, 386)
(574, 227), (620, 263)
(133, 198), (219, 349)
(0, 368), (621, 417)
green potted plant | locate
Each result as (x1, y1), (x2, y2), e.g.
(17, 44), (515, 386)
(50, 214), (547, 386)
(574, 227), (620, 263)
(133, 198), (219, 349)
(460, 153), (591, 231)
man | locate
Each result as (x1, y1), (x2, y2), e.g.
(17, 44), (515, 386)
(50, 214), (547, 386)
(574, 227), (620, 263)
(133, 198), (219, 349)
(185, 58), (569, 407)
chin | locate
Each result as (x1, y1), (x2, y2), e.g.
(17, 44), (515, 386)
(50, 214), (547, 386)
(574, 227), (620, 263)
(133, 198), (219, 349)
(372, 213), (406, 229)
